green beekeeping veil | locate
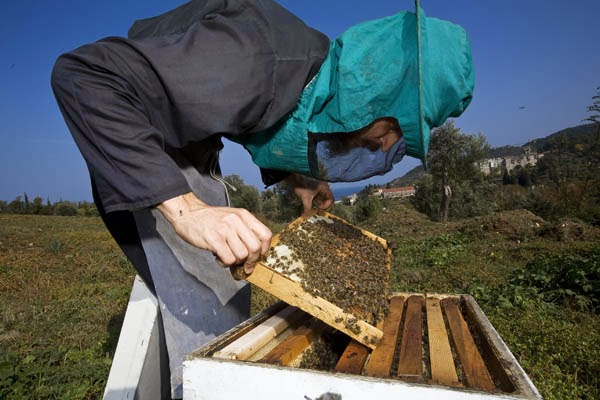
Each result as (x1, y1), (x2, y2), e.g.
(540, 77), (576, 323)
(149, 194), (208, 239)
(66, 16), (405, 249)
(232, 2), (475, 181)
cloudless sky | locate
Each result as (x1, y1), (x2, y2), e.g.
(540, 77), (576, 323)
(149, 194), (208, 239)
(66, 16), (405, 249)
(1, 0), (598, 202)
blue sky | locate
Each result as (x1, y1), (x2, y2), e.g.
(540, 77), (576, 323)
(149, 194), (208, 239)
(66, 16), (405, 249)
(1, 0), (599, 202)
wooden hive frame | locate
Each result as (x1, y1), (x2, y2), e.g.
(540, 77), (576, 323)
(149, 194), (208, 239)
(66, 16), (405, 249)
(244, 209), (391, 349)
(186, 294), (542, 400)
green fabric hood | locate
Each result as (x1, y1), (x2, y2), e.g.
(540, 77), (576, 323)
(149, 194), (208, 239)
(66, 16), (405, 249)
(234, 5), (475, 178)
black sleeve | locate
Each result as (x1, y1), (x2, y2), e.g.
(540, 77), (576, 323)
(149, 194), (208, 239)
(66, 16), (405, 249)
(91, 178), (156, 295)
(260, 168), (290, 187)
(51, 47), (191, 213)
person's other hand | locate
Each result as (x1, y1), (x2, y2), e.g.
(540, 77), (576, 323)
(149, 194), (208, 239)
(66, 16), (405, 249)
(284, 174), (334, 214)
(157, 192), (272, 275)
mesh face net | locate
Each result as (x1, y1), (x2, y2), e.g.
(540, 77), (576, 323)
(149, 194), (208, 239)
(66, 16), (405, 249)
(308, 134), (406, 182)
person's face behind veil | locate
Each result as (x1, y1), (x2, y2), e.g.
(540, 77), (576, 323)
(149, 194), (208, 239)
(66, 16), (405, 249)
(310, 117), (402, 155)
(307, 117), (406, 182)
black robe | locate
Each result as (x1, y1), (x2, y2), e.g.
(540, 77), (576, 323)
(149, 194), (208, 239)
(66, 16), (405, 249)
(51, 0), (329, 290)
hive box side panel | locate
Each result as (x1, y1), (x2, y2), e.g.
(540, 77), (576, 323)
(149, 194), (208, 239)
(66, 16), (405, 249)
(461, 296), (543, 400)
(103, 276), (170, 400)
(183, 359), (530, 400)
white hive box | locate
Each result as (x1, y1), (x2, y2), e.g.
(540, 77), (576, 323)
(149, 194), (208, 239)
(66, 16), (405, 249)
(183, 294), (542, 400)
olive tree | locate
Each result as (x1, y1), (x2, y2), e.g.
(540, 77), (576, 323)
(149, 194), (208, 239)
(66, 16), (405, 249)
(413, 121), (491, 221)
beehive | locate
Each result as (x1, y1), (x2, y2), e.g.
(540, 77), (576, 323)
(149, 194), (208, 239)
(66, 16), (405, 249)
(183, 294), (542, 400)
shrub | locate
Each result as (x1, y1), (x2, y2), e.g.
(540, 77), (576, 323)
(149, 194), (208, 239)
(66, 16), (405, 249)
(352, 195), (382, 222)
(511, 251), (600, 313)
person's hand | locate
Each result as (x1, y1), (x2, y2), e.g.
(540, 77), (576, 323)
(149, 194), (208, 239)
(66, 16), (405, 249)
(284, 174), (334, 214)
(157, 192), (272, 275)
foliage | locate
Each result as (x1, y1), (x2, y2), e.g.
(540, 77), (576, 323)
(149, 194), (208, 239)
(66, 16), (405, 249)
(471, 250), (600, 314)
(446, 179), (497, 219)
(352, 195), (383, 222)
(511, 252), (600, 312)
(1, 346), (111, 400)
(0, 215), (133, 400)
(486, 302), (600, 400)
(54, 201), (78, 216)
(412, 121), (492, 221)
(406, 233), (467, 269)
(259, 183), (303, 223)
(224, 174), (261, 213)
(412, 166), (496, 220)
(468, 249), (600, 400)
(503, 165), (536, 187)
(410, 174), (438, 219)
(0, 194), (98, 217)
(329, 202), (352, 221)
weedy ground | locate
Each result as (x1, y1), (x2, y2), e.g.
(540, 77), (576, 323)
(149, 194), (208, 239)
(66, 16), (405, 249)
(364, 201), (600, 400)
(0, 215), (134, 399)
(1, 202), (599, 399)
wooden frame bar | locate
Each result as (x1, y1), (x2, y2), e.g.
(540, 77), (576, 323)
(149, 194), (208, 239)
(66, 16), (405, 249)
(442, 298), (495, 391)
(334, 340), (370, 375)
(259, 322), (323, 366)
(364, 296), (405, 377)
(426, 297), (460, 386)
(212, 306), (304, 361)
(396, 295), (423, 380)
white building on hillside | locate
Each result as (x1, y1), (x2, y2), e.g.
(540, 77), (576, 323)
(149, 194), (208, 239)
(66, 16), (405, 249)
(478, 149), (543, 175)
(373, 186), (416, 199)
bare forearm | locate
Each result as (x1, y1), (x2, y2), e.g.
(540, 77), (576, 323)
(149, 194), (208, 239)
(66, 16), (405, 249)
(157, 192), (272, 274)
(157, 192), (207, 222)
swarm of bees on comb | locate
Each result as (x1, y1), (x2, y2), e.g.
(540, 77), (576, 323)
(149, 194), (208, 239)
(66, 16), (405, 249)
(265, 215), (390, 330)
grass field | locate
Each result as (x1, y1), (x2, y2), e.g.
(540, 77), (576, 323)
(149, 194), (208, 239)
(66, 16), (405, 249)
(1, 202), (599, 399)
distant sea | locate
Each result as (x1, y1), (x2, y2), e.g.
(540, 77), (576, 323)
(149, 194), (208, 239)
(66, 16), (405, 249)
(332, 185), (364, 200)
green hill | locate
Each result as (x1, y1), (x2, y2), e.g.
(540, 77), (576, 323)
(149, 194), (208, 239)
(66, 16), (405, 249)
(387, 123), (598, 186)
(527, 123), (598, 151)
(386, 165), (425, 187)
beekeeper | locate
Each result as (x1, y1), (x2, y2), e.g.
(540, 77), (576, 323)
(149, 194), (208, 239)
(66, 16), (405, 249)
(51, 0), (474, 397)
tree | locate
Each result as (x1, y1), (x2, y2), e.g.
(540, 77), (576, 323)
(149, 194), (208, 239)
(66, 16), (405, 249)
(54, 201), (78, 216)
(7, 195), (24, 214)
(352, 195), (382, 222)
(511, 165), (534, 188)
(423, 121), (490, 221)
(411, 174), (438, 218)
(260, 188), (279, 221)
(31, 196), (44, 214)
(577, 86), (600, 215)
(223, 174), (261, 214)
(258, 181), (303, 223)
(502, 167), (514, 185)
(23, 193), (30, 214)
(274, 183), (303, 222)
(329, 202), (352, 221)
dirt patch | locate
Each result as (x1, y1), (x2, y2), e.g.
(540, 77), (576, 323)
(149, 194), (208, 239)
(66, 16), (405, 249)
(457, 209), (545, 241)
(539, 218), (600, 242)
(369, 201), (440, 240)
